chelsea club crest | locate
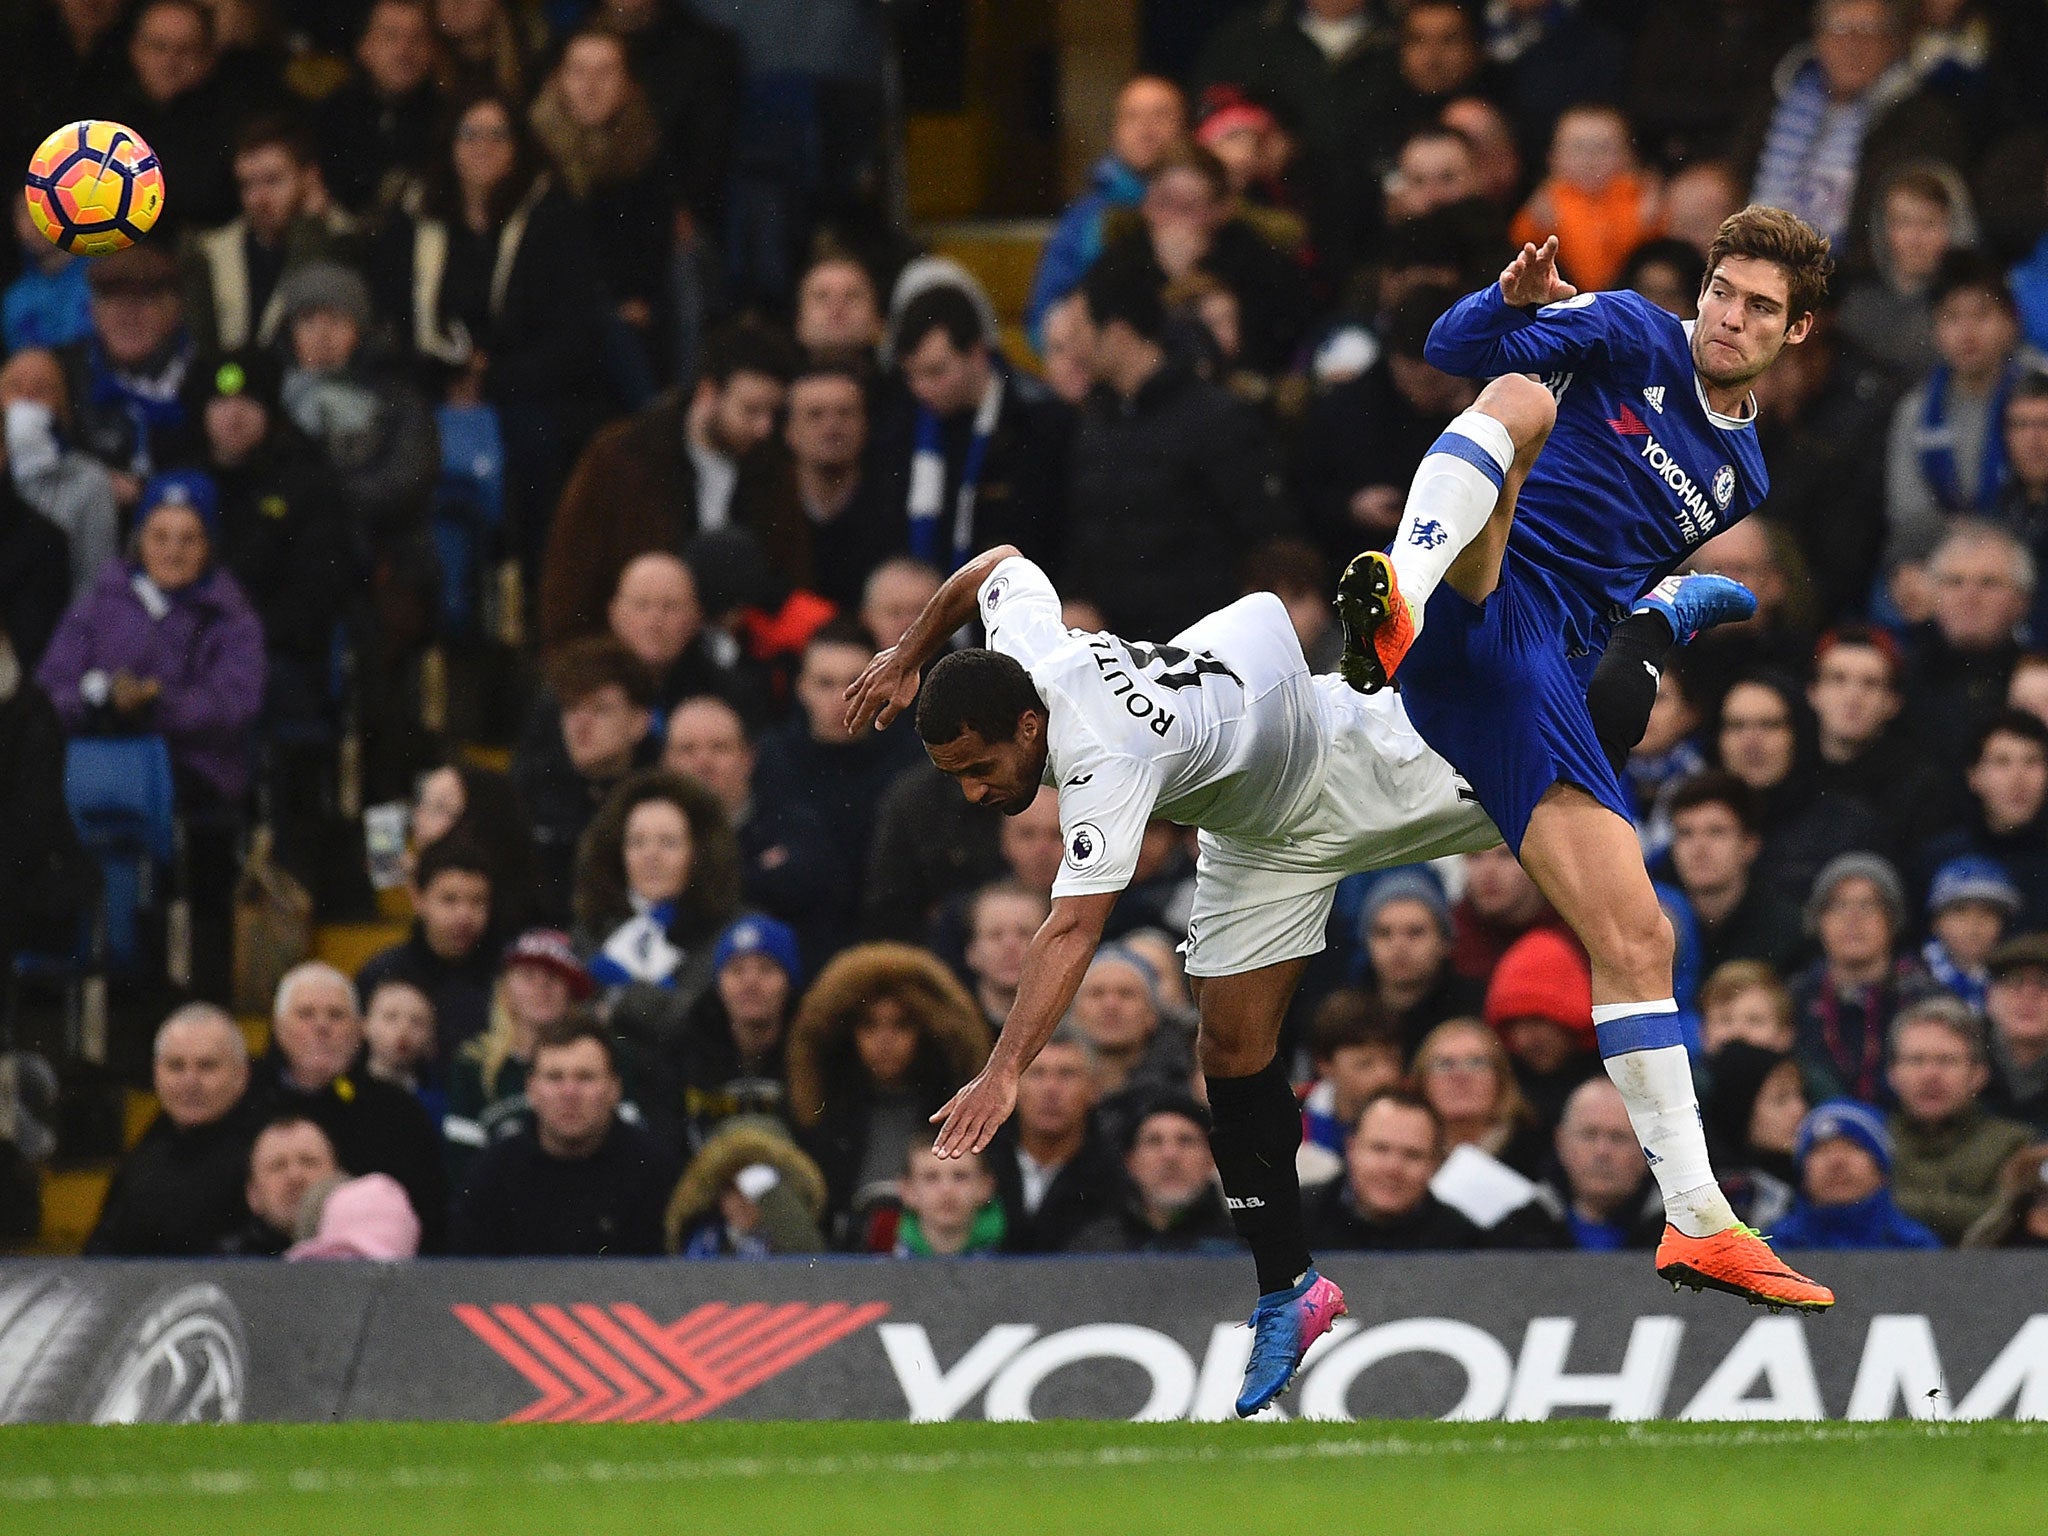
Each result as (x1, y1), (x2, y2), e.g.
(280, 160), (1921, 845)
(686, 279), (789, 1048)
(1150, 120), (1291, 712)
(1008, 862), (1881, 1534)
(1712, 464), (1735, 511)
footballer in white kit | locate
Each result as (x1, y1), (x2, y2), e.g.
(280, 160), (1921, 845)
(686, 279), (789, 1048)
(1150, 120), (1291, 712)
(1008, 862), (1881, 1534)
(973, 554), (1499, 977)
(844, 542), (1499, 1419)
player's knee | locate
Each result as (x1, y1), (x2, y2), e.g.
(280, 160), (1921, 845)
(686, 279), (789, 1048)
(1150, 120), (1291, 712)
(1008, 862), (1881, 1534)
(1197, 1028), (1272, 1080)
(1611, 904), (1675, 990)
(1476, 373), (1556, 452)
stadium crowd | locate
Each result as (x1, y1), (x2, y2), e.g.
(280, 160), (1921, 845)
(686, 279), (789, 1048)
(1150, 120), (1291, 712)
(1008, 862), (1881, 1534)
(1, 0), (2047, 1262)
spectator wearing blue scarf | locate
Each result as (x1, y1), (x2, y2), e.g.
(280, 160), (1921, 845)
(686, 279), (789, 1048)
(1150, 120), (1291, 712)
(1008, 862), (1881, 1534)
(1737, 0), (1966, 264)
(574, 770), (743, 1053)
(57, 245), (198, 503)
(879, 282), (1070, 581)
(1920, 857), (2021, 1011)
(1885, 253), (2036, 574)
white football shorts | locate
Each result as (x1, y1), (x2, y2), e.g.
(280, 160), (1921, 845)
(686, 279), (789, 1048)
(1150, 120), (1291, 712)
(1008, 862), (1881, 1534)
(1181, 676), (1502, 978)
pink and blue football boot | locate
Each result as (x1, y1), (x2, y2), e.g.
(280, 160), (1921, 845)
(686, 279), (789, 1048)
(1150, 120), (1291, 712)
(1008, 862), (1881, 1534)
(1235, 1268), (1347, 1417)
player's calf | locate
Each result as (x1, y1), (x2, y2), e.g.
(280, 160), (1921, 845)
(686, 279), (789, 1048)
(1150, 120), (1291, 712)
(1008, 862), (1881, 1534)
(1205, 1058), (1314, 1294)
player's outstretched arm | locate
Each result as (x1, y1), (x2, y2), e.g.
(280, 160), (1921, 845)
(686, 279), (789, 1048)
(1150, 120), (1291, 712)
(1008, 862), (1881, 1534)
(844, 542), (1024, 735)
(1424, 235), (1650, 379)
(930, 890), (1116, 1157)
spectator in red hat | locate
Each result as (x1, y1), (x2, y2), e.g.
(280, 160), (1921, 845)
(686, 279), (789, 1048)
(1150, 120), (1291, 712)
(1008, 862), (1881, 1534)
(444, 927), (595, 1171)
(1485, 926), (1599, 1135)
(1196, 93), (1277, 202)
(1194, 91), (1306, 263)
(1191, 0), (1390, 283)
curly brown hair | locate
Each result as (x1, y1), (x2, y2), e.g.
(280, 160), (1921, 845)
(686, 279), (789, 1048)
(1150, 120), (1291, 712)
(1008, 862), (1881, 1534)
(1706, 205), (1834, 320)
(571, 769), (742, 939)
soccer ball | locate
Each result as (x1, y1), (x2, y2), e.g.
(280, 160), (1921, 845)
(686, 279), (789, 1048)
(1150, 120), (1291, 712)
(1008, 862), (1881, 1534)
(23, 120), (165, 257)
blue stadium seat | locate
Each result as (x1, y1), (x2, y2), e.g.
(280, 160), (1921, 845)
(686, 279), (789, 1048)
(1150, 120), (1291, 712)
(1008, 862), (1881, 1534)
(63, 737), (177, 973)
(432, 403), (507, 638)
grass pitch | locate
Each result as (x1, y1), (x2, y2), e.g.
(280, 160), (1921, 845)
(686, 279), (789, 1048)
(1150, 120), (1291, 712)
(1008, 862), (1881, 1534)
(0, 1418), (2041, 1536)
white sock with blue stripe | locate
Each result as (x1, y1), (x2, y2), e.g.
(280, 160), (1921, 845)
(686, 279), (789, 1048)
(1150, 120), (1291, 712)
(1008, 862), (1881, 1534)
(1387, 410), (1516, 625)
(1592, 1000), (1736, 1239)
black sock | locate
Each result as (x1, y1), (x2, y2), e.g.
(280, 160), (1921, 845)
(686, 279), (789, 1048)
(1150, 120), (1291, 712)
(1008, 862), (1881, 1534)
(1586, 609), (1676, 774)
(1205, 1058), (1312, 1295)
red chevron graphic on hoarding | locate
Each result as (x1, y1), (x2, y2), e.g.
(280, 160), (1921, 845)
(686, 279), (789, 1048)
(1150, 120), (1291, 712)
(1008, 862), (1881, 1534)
(452, 1300), (891, 1423)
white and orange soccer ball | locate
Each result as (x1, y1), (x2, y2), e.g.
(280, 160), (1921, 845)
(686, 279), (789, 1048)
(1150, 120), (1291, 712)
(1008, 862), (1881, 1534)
(24, 119), (166, 257)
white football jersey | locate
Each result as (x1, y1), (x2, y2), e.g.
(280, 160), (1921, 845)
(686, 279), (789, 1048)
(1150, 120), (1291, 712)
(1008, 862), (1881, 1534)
(978, 556), (1326, 899)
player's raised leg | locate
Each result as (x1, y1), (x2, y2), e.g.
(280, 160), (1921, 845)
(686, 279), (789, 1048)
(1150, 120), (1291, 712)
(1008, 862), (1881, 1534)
(1190, 958), (1348, 1416)
(1336, 373), (1555, 693)
(1516, 786), (1833, 1311)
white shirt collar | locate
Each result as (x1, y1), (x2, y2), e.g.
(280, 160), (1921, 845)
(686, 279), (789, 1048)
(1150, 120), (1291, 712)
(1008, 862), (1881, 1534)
(1298, 11), (1368, 59)
(687, 436), (739, 530)
(1680, 321), (1758, 429)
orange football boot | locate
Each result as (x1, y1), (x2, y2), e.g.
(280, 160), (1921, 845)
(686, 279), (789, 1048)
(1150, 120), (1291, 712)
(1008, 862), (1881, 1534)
(1656, 1222), (1835, 1313)
(1334, 550), (1416, 694)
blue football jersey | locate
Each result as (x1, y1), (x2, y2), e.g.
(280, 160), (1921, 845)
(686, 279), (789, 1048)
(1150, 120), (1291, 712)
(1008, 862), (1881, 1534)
(1425, 284), (1771, 654)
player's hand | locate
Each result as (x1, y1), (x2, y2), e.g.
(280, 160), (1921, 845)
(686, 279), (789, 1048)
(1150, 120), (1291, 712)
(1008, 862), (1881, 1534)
(929, 1063), (1019, 1158)
(1499, 236), (1577, 309)
(844, 645), (920, 734)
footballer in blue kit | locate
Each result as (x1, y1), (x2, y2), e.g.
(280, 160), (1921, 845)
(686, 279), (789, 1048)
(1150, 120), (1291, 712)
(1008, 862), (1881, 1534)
(1337, 209), (1840, 1311)
(1401, 277), (1773, 849)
